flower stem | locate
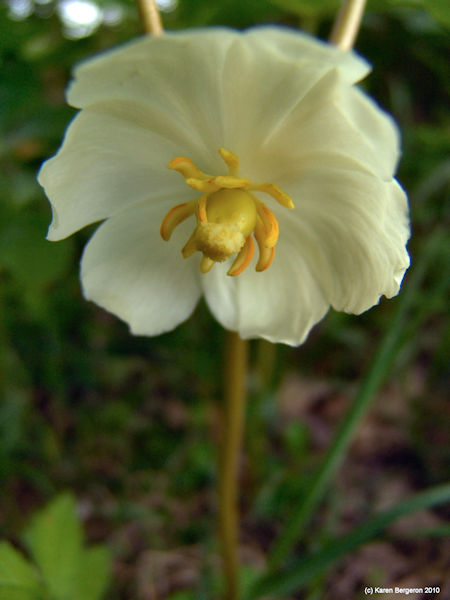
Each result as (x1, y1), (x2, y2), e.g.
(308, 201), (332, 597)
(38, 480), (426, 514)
(137, 0), (163, 36)
(329, 0), (367, 50)
(219, 331), (248, 600)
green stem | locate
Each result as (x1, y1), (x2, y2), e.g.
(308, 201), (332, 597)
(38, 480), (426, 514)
(219, 331), (248, 600)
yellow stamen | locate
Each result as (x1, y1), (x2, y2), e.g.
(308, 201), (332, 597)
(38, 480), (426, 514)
(219, 147), (239, 176)
(213, 176), (252, 189)
(251, 182), (295, 209)
(160, 148), (294, 276)
(181, 231), (197, 258)
(160, 201), (195, 241)
(254, 220), (276, 272)
(197, 194), (208, 223)
(186, 178), (220, 194)
(200, 256), (215, 273)
(228, 235), (255, 277)
(255, 200), (279, 248)
(257, 246), (275, 272)
(168, 156), (209, 180)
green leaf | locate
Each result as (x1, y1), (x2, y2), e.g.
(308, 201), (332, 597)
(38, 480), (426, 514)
(73, 546), (111, 600)
(23, 494), (84, 600)
(0, 541), (44, 599)
(247, 483), (450, 598)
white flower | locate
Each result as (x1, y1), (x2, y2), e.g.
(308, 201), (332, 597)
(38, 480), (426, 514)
(38, 27), (410, 346)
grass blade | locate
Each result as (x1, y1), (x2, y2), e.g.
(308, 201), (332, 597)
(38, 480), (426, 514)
(247, 483), (450, 598)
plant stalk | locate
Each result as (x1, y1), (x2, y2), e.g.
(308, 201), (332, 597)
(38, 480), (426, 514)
(329, 0), (367, 50)
(219, 331), (248, 600)
(137, 0), (163, 35)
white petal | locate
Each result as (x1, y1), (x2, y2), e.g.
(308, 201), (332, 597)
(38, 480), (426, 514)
(80, 199), (202, 336)
(218, 40), (353, 168)
(258, 71), (400, 182)
(39, 101), (201, 241)
(201, 237), (329, 346)
(277, 168), (410, 315)
(245, 26), (370, 83)
(337, 85), (401, 174)
(64, 28), (370, 181)
(67, 31), (233, 153)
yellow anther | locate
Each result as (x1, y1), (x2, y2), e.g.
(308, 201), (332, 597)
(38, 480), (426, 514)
(197, 195), (208, 223)
(185, 178), (219, 193)
(161, 148), (293, 276)
(255, 200), (279, 248)
(228, 235), (255, 277)
(254, 220), (275, 272)
(200, 256), (215, 273)
(257, 245), (275, 272)
(160, 201), (195, 241)
(219, 147), (239, 175)
(168, 156), (209, 180)
(213, 176), (252, 189)
(252, 182), (295, 209)
(181, 231), (197, 258)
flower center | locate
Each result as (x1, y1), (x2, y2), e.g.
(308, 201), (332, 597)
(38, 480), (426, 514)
(160, 148), (294, 276)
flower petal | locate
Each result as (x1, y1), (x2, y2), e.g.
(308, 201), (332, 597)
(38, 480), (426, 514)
(277, 167), (410, 315)
(246, 26), (370, 83)
(40, 27), (382, 240)
(202, 238), (329, 346)
(270, 73), (400, 180)
(67, 31), (234, 154)
(219, 40), (343, 167)
(39, 101), (201, 241)
(80, 199), (202, 336)
(39, 26), (410, 345)
(64, 28), (370, 182)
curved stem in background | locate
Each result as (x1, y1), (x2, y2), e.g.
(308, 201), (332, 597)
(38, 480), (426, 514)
(219, 331), (248, 600)
(137, 0), (164, 35)
(329, 0), (367, 49)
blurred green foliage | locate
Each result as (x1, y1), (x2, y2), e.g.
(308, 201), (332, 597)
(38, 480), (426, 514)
(0, 0), (449, 598)
(0, 493), (110, 599)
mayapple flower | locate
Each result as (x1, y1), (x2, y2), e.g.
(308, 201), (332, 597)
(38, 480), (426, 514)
(38, 27), (410, 346)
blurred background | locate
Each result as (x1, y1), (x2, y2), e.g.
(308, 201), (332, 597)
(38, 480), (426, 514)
(0, 1), (448, 598)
